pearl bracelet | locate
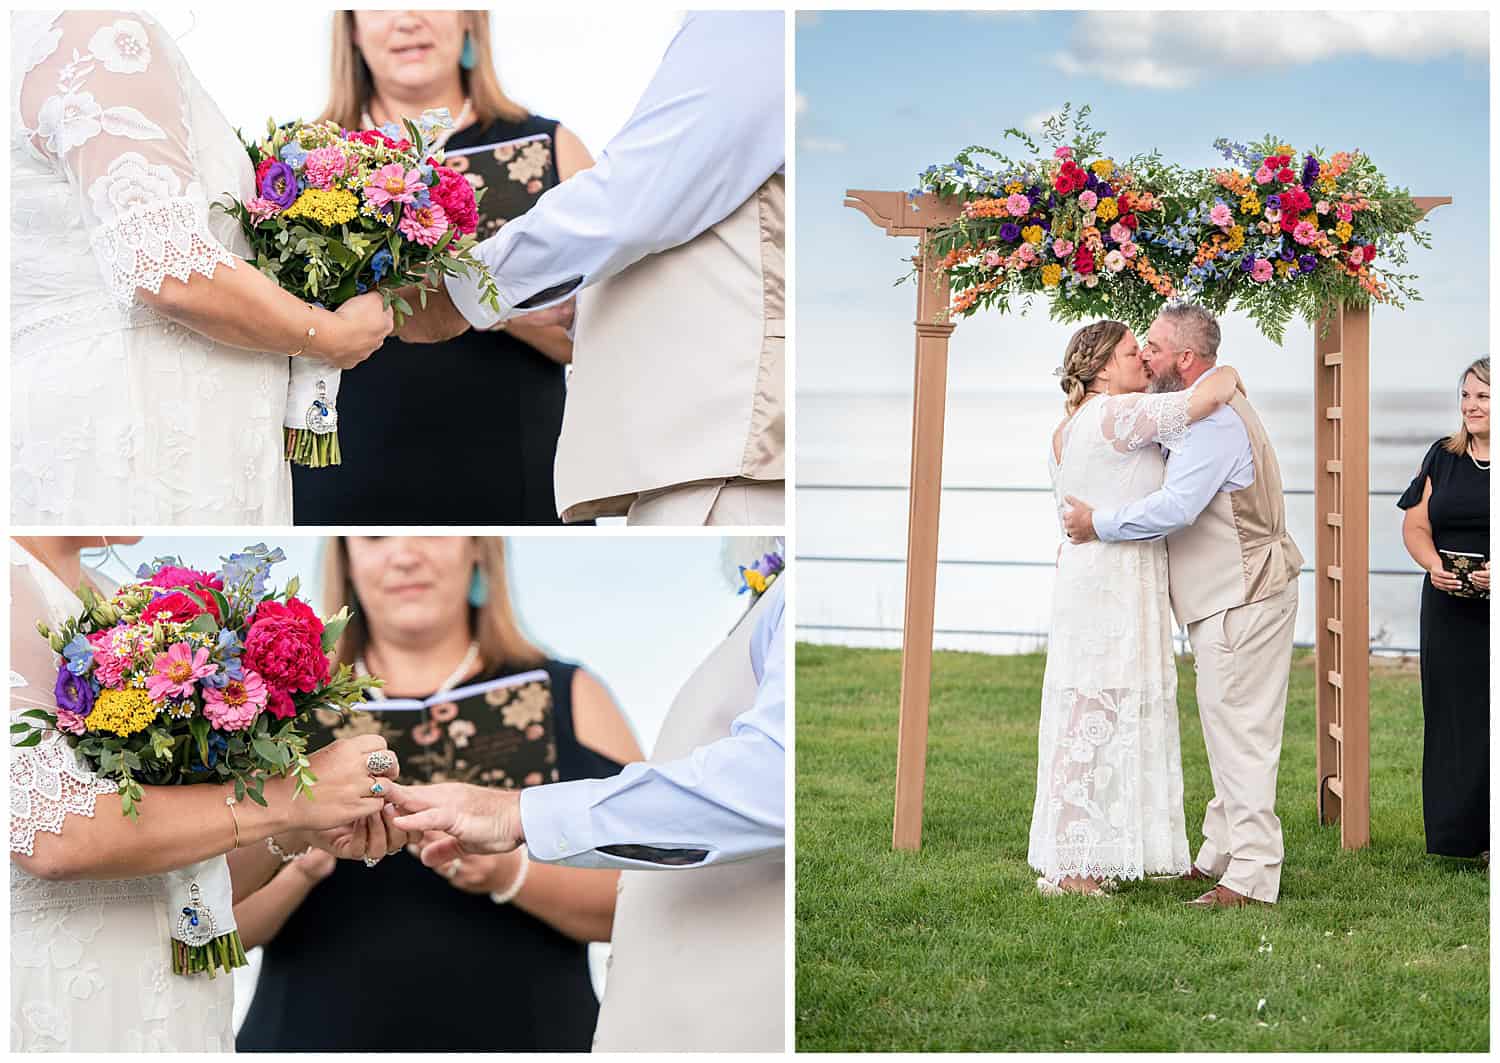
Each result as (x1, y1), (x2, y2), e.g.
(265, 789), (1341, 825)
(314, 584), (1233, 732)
(266, 835), (313, 864)
(488, 846), (530, 905)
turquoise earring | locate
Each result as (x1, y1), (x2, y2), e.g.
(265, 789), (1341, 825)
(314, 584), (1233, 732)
(468, 565), (488, 607)
(459, 31), (476, 71)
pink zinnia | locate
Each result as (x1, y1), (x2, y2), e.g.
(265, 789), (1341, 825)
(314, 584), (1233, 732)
(1292, 221), (1318, 246)
(1254, 166), (1274, 184)
(203, 671), (269, 732)
(1004, 193), (1030, 216)
(364, 163), (424, 209)
(1054, 146), (1073, 160)
(1251, 258), (1274, 283)
(1209, 203), (1233, 228)
(1052, 238), (1074, 259)
(1077, 190), (1098, 210)
(147, 642), (216, 701)
(302, 146), (350, 190)
(1109, 222), (1131, 244)
(398, 202), (449, 247)
(1336, 203), (1354, 223)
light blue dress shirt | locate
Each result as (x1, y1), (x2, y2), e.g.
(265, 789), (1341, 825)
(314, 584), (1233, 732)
(448, 10), (786, 327)
(1093, 368), (1256, 542)
(518, 578), (786, 869)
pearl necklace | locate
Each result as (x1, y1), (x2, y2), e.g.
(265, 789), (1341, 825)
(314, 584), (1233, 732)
(357, 641), (482, 702)
(1469, 444), (1490, 471)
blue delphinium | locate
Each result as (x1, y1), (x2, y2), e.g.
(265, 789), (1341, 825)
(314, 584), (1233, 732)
(279, 142), (309, 171)
(371, 248), (393, 283)
(62, 634), (95, 676)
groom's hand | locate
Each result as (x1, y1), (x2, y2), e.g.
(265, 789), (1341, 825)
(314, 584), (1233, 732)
(393, 283), (473, 344)
(1062, 495), (1098, 544)
(381, 781), (524, 859)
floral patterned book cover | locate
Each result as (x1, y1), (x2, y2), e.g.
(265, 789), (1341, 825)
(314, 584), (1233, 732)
(310, 670), (559, 789)
(1439, 549), (1489, 600)
(442, 133), (555, 241)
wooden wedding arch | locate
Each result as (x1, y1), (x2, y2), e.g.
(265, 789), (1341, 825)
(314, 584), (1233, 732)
(845, 188), (1451, 853)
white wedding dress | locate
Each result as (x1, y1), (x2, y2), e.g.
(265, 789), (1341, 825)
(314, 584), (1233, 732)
(10, 11), (290, 524)
(9, 543), (234, 1051)
(1027, 392), (1192, 882)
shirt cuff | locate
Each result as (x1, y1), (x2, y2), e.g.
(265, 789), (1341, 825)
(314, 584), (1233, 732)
(518, 780), (597, 864)
(1092, 509), (1120, 542)
(445, 269), (512, 330)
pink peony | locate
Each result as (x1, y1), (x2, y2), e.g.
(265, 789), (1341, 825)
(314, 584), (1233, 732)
(149, 566), (223, 592)
(1077, 190), (1098, 210)
(147, 642), (216, 701)
(203, 671), (269, 731)
(302, 146), (350, 190)
(265, 687), (297, 721)
(429, 165), (478, 235)
(1254, 166), (1274, 184)
(397, 202), (449, 247)
(1004, 192), (1031, 216)
(1251, 258), (1274, 283)
(363, 163), (424, 209)
(1209, 203), (1233, 228)
(244, 598), (329, 706)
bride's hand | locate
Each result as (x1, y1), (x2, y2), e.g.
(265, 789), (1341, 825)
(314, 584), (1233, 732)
(280, 736), (400, 833)
(315, 293), (395, 370)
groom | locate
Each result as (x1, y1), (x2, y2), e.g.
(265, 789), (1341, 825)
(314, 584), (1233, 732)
(1062, 302), (1302, 909)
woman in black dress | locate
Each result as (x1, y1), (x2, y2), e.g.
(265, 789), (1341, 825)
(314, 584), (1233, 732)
(1398, 357), (1490, 860)
(234, 537), (644, 1051)
(292, 11), (595, 524)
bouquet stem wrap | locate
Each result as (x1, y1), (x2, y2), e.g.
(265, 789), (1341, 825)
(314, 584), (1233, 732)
(284, 357), (342, 468)
(165, 856), (246, 977)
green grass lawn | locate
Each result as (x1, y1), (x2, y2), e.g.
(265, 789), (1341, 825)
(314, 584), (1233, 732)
(795, 644), (1488, 1052)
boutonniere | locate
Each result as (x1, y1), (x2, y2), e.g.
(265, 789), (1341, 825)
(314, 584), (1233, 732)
(738, 551), (784, 597)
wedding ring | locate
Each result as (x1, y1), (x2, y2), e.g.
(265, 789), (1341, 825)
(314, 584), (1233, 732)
(445, 859), (463, 879)
(363, 857), (379, 868)
(366, 751), (396, 775)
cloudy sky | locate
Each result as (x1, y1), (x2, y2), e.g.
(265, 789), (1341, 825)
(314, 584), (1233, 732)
(795, 10), (1489, 395)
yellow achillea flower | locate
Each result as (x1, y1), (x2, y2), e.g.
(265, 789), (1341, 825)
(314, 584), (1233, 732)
(1240, 193), (1260, 215)
(1335, 221), (1353, 242)
(1317, 175), (1337, 194)
(1021, 224), (1045, 246)
(1095, 197), (1118, 222)
(1005, 181), (1024, 195)
(89, 688), (160, 736)
(1091, 159), (1114, 179)
(1226, 226), (1245, 251)
(284, 188), (360, 227)
(1041, 264), (1063, 287)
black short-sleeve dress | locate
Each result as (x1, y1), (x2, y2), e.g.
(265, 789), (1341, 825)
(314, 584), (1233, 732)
(237, 659), (621, 1051)
(1396, 439), (1490, 857)
(292, 114), (571, 525)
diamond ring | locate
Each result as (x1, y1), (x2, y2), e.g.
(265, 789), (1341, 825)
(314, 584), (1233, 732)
(366, 750), (396, 775)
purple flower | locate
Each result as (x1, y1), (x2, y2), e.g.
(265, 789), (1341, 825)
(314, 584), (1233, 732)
(1266, 194), (1282, 211)
(259, 161), (299, 209)
(1298, 254), (1318, 273)
(998, 222), (1021, 242)
(54, 664), (95, 717)
(1279, 244), (1296, 262)
(1239, 256), (1256, 273)
(1302, 154), (1320, 186)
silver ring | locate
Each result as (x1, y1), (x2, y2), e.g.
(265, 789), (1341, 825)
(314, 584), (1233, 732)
(363, 857), (379, 868)
(366, 750), (396, 775)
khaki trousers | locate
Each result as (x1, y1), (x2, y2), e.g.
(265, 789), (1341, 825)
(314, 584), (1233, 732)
(625, 479), (784, 527)
(1185, 579), (1299, 903)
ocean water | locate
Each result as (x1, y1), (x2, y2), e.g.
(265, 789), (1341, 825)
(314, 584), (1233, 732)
(797, 388), (1456, 655)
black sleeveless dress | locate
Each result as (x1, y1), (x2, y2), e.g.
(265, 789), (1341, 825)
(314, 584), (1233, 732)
(237, 659), (621, 1052)
(1397, 440), (1490, 858)
(292, 114), (572, 525)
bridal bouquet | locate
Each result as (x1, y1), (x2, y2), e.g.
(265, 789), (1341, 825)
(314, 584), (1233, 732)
(915, 104), (1431, 342)
(15, 544), (372, 976)
(219, 110), (501, 466)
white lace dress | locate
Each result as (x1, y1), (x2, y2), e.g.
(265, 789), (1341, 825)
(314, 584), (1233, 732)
(1027, 392), (1193, 882)
(10, 11), (290, 524)
(9, 544), (234, 1051)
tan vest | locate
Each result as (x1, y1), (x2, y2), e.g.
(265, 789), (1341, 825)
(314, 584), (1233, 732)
(1166, 394), (1304, 626)
(555, 175), (786, 522)
(591, 591), (784, 1052)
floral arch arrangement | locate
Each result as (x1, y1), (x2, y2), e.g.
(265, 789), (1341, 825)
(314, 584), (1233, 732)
(913, 105), (1432, 341)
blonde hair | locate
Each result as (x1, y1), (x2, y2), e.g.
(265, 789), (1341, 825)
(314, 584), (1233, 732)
(1443, 357), (1490, 456)
(321, 11), (528, 131)
(1059, 320), (1129, 414)
(322, 537), (545, 673)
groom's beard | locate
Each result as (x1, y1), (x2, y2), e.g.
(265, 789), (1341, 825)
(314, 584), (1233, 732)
(1147, 364), (1187, 393)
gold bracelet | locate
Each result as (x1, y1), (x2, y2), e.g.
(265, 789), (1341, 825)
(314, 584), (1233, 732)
(225, 794), (242, 849)
(289, 325), (317, 357)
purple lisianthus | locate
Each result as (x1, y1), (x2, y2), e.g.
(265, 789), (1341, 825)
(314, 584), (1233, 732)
(1266, 194), (1282, 211)
(998, 222), (1021, 243)
(55, 664), (95, 717)
(1302, 154), (1320, 186)
(1279, 245), (1296, 262)
(1298, 254), (1318, 273)
(259, 161), (299, 209)
(1239, 255), (1256, 273)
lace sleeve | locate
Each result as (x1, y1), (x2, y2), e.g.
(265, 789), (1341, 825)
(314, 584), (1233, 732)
(1100, 391), (1191, 453)
(15, 11), (236, 309)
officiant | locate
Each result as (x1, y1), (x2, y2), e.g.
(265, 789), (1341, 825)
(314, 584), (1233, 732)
(291, 11), (595, 526)
(400, 11), (785, 527)
(236, 536), (642, 1052)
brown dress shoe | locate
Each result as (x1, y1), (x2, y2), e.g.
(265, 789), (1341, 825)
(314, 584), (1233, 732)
(1186, 884), (1269, 909)
(1180, 864), (1215, 883)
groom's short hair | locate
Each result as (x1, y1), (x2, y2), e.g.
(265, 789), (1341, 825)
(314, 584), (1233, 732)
(1159, 302), (1220, 363)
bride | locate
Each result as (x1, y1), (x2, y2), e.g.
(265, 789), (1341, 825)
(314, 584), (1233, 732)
(10, 537), (409, 1051)
(11, 12), (394, 524)
(1029, 321), (1242, 896)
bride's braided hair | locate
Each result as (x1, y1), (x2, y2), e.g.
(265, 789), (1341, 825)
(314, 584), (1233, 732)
(1059, 320), (1129, 415)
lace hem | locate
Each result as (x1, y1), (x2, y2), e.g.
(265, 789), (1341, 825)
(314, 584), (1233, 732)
(10, 733), (119, 857)
(1031, 854), (1190, 883)
(10, 865), (164, 913)
(89, 194), (237, 309)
